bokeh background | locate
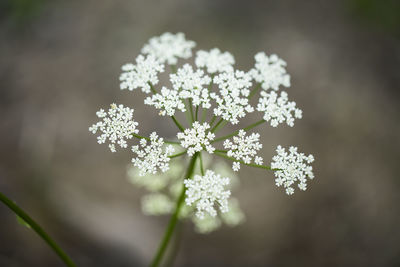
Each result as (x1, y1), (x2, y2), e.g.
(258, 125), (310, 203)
(1, 0), (400, 266)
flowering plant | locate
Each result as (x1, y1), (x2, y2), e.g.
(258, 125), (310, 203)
(89, 32), (315, 266)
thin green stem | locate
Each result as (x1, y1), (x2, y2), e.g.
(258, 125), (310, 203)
(149, 82), (157, 94)
(0, 192), (76, 267)
(188, 99), (195, 123)
(214, 151), (277, 171)
(170, 65), (177, 73)
(164, 222), (183, 267)
(171, 116), (185, 132)
(212, 119), (265, 143)
(201, 108), (208, 123)
(195, 105), (199, 122)
(132, 133), (179, 145)
(150, 153), (199, 267)
(209, 115), (217, 127)
(212, 120), (227, 134)
(248, 83), (261, 99)
(169, 151), (187, 159)
(210, 118), (224, 133)
(199, 153), (205, 176)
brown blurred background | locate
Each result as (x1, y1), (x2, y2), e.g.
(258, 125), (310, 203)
(0, 0), (400, 266)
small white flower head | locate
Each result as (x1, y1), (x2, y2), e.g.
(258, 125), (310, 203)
(184, 170), (231, 219)
(257, 91), (302, 127)
(119, 54), (164, 93)
(220, 198), (245, 226)
(250, 52), (291, 91)
(131, 132), (175, 176)
(177, 122), (215, 156)
(144, 86), (186, 116)
(195, 48), (235, 74)
(170, 64), (212, 108)
(192, 214), (222, 234)
(223, 130), (263, 171)
(141, 193), (174, 215)
(141, 32), (196, 65)
(271, 145), (315, 195)
(211, 70), (254, 124)
(89, 104), (139, 152)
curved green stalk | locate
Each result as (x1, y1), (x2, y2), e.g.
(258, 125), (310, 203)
(132, 133), (179, 145)
(150, 153), (199, 267)
(0, 192), (76, 267)
(248, 83), (261, 99)
(171, 116), (185, 132)
(212, 119), (265, 143)
(214, 151), (277, 171)
(169, 151), (187, 159)
(210, 118), (224, 133)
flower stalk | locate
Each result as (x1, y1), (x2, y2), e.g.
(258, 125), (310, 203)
(150, 153), (199, 267)
(0, 191), (76, 267)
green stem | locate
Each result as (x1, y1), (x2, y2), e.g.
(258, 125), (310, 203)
(248, 83), (262, 99)
(210, 118), (224, 133)
(164, 222), (183, 267)
(149, 82), (157, 94)
(195, 105), (199, 122)
(171, 116), (185, 132)
(209, 115), (217, 127)
(214, 151), (276, 171)
(169, 151), (186, 159)
(212, 119), (265, 143)
(201, 108), (208, 123)
(170, 65), (177, 73)
(132, 133), (179, 145)
(199, 153), (205, 176)
(213, 120), (227, 134)
(150, 153), (199, 267)
(188, 99), (195, 123)
(0, 192), (76, 267)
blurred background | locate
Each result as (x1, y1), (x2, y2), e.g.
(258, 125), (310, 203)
(0, 0), (400, 266)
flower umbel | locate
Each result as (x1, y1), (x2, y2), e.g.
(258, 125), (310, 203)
(251, 52), (291, 91)
(177, 122), (215, 156)
(119, 54), (164, 93)
(141, 32), (196, 65)
(195, 48), (235, 74)
(89, 103), (139, 152)
(89, 32), (317, 267)
(184, 170), (231, 219)
(257, 91), (302, 127)
(271, 145), (315, 195)
(131, 132), (175, 176)
(223, 129), (263, 171)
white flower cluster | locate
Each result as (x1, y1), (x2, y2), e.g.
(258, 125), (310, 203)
(251, 52), (290, 91)
(195, 48), (235, 74)
(177, 122), (215, 156)
(211, 70), (254, 124)
(223, 130), (263, 171)
(271, 145), (314, 195)
(89, 104), (139, 152)
(141, 32), (196, 65)
(144, 87), (186, 116)
(119, 55), (164, 93)
(184, 170), (231, 219)
(131, 132), (175, 176)
(257, 91), (302, 127)
(127, 156), (245, 233)
(90, 32), (317, 237)
(170, 64), (212, 108)
(141, 193), (174, 215)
